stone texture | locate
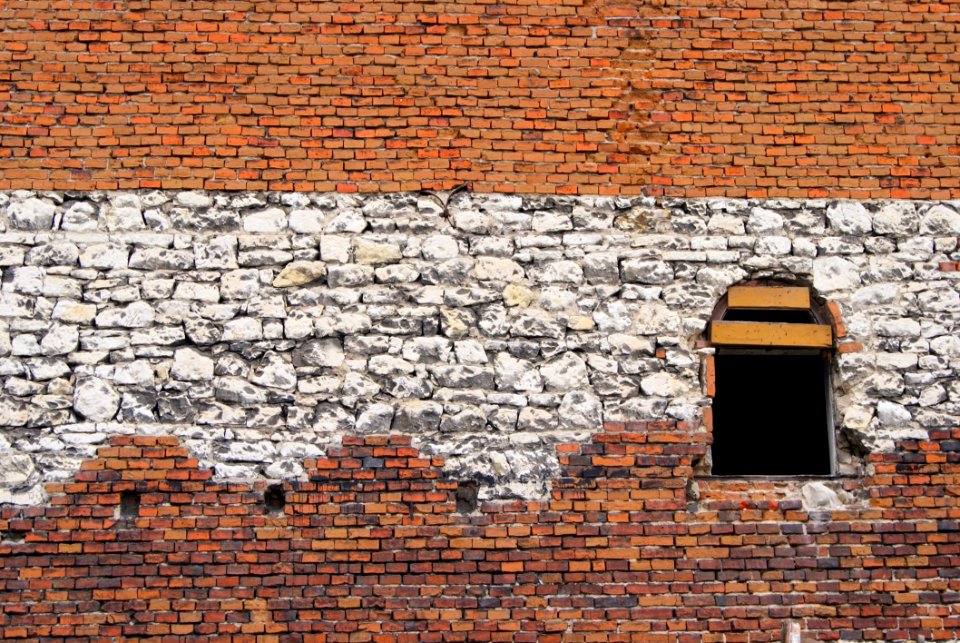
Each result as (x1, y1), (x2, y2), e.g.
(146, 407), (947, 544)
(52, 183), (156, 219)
(0, 190), (953, 500)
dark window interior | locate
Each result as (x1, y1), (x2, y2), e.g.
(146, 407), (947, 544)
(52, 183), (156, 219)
(721, 309), (816, 324)
(712, 351), (832, 476)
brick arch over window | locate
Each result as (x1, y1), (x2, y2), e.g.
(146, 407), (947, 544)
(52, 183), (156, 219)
(705, 282), (837, 476)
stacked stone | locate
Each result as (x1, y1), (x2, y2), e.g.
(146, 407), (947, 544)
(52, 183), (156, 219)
(0, 191), (957, 503)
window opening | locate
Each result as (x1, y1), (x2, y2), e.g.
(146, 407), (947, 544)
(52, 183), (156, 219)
(119, 490), (141, 518)
(707, 284), (835, 476)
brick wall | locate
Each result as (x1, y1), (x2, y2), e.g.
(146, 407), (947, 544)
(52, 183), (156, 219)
(1, 0), (957, 197)
(1, 426), (958, 641)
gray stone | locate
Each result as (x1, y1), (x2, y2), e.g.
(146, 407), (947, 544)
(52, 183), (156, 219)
(215, 377), (268, 406)
(621, 259), (673, 285)
(293, 339), (344, 368)
(422, 234), (460, 260)
(877, 400), (911, 426)
(327, 264), (374, 288)
(874, 202), (918, 235)
(393, 400), (443, 432)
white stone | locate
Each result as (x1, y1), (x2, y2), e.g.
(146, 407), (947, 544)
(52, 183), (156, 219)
(746, 207), (783, 234)
(455, 340), (488, 365)
(0, 453), (36, 490)
(851, 283), (898, 306)
(706, 213), (745, 234)
(3, 266), (43, 294)
(873, 202), (918, 235)
(755, 235), (791, 255)
(494, 353), (543, 392)
(171, 347), (215, 381)
(320, 235), (352, 263)
(640, 372), (683, 397)
(558, 391), (602, 429)
(288, 209), (329, 233)
(95, 301), (156, 328)
(79, 243), (128, 270)
(919, 204), (960, 235)
(221, 269), (260, 299)
(540, 352), (589, 391)
(842, 406), (874, 430)
(813, 256), (861, 292)
(114, 361), (155, 386)
(877, 400), (911, 426)
(827, 201), (872, 235)
(930, 335), (960, 356)
(875, 318), (921, 337)
(73, 377), (120, 421)
(105, 204), (144, 231)
(40, 325), (79, 355)
(250, 352), (297, 390)
(422, 235), (460, 260)
(221, 317), (263, 341)
(9, 198), (56, 230)
(538, 260), (583, 284)
(244, 208), (287, 232)
(175, 191), (213, 209)
(325, 210), (367, 233)
(801, 482), (842, 510)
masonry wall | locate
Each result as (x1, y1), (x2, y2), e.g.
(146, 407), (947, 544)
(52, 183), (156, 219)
(2, 0), (960, 639)
(1, 0), (958, 197)
(0, 427), (958, 641)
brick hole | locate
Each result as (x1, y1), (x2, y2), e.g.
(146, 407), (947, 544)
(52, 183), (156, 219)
(455, 480), (479, 514)
(119, 490), (140, 518)
(264, 483), (286, 513)
(1, 529), (27, 543)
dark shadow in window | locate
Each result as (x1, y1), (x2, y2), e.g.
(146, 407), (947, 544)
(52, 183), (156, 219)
(712, 351), (832, 476)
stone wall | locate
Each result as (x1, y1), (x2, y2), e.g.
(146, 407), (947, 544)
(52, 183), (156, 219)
(1, 190), (958, 505)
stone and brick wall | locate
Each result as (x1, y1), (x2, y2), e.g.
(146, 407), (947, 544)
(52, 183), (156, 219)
(1, 0), (958, 197)
(2, 0), (960, 639)
(0, 426), (958, 640)
(0, 191), (957, 509)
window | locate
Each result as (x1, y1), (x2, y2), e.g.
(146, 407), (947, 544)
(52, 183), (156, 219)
(707, 284), (835, 476)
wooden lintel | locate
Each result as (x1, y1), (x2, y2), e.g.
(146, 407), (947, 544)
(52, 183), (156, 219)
(727, 286), (810, 310)
(710, 320), (832, 348)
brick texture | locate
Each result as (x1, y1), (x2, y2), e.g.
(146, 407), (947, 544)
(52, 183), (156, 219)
(1, 0), (957, 197)
(1, 425), (958, 641)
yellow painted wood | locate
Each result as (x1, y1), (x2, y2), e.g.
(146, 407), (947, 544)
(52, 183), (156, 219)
(727, 286), (810, 310)
(710, 321), (832, 348)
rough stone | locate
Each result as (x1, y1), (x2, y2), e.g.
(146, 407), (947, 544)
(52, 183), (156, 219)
(171, 348), (215, 381)
(273, 261), (327, 287)
(73, 378), (120, 421)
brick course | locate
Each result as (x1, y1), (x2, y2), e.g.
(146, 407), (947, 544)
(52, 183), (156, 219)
(1, 426), (958, 641)
(1, 0), (957, 197)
